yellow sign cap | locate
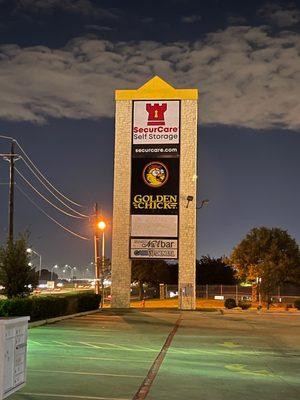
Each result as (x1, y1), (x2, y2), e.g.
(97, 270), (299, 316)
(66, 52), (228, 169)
(115, 76), (198, 100)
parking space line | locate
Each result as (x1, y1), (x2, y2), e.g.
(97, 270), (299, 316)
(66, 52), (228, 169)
(52, 340), (73, 347)
(29, 369), (144, 378)
(21, 393), (129, 400)
(38, 354), (152, 363)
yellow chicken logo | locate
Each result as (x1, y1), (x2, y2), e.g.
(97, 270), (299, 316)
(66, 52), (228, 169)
(143, 162), (168, 187)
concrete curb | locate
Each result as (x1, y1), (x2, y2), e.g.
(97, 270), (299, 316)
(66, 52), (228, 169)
(29, 309), (101, 328)
(108, 308), (220, 314)
(222, 309), (300, 315)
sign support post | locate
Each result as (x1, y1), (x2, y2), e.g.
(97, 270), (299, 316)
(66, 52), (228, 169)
(111, 76), (198, 310)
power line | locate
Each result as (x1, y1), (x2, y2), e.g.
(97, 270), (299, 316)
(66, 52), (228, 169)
(16, 139), (84, 208)
(15, 167), (84, 219)
(0, 134), (83, 208)
(18, 157), (89, 218)
(16, 185), (90, 241)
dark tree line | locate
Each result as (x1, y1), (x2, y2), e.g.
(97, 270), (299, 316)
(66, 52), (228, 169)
(131, 256), (236, 298)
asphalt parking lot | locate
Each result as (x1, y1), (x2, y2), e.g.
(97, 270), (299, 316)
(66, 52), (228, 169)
(11, 310), (300, 400)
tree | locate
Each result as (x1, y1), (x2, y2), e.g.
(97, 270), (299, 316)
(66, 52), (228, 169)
(230, 227), (300, 306)
(131, 260), (175, 299)
(196, 256), (236, 284)
(40, 269), (58, 282)
(0, 236), (38, 298)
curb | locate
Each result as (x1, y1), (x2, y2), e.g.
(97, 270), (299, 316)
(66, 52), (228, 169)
(222, 309), (300, 315)
(29, 309), (101, 328)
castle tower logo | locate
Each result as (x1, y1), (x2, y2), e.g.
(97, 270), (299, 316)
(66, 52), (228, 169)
(146, 103), (167, 126)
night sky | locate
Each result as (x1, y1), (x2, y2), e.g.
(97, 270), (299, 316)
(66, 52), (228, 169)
(0, 0), (300, 273)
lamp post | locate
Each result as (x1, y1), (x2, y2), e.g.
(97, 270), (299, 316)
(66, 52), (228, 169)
(71, 267), (76, 280)
(97, 220), (106, 307)
(256, 277), (262, 308)
(26, 248), (42, 277)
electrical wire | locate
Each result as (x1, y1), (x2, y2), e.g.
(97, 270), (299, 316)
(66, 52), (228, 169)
(15, 167), (84, 219)
(0, 133), (84, 209)
(15, 139), (84, 208)
(20, 156), (89, 218)
(16, 184), (90, 241)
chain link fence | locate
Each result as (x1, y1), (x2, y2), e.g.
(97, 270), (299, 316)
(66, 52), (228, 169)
(164, 284), (300, 303)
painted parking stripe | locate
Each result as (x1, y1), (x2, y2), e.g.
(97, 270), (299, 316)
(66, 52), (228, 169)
(52, 340), (73, 347)
(21, 393), (129, 400)
(29, 369), (143, 378)
(30, 341), (158, 352)
(31, 354), (152, 363)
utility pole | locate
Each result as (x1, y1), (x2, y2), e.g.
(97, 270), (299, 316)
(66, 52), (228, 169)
(8, 141), (16, 243)
(101, 228), (105, 308)
(93, 203), (100, 296)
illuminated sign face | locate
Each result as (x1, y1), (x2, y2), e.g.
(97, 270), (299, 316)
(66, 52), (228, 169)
(130, 100), (180, 260)
(133, 100), (180, 145)
(131, 158), (179, 215)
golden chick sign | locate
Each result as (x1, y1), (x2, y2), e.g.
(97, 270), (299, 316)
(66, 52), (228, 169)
(130, 100), (180, 259)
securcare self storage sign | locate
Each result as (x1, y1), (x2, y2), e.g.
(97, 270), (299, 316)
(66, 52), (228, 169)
(130, 100), (180, 259)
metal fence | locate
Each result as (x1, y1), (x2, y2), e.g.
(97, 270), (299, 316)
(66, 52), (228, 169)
(165, 284), (300, 302)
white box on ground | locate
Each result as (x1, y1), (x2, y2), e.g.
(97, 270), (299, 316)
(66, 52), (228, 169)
(214, 295), (224, 300)
(0, 317), (30, 399)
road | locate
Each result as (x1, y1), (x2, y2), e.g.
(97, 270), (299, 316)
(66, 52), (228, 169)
(11, 310), (300, 400)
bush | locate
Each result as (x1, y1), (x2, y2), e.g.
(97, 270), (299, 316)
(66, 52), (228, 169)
(294, 300), (300, 310)
(224, 298), (236, 309)
(238, 300), (251, 310)
(77, 293), (101, 312)
(0, 297), (32, 317)
(0, 292), (101, 321)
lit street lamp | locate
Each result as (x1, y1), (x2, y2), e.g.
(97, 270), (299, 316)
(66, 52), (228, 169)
(26, 248), (42, 276)
(97, 220), (106, 308)
(83, 267), (89, 279)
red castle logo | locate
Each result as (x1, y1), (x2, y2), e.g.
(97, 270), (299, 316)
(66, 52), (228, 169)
(146, 103), (167, 126)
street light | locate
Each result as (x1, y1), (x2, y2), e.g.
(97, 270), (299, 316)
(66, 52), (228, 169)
(95, 219), (106, 306)
(26, 248), (42, 277)
(256, 277), (262, 308)
(185, 196), (210, 209)
(83, 267), (89, 279)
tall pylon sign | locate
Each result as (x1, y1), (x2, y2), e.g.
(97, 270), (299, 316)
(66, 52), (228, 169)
(111, 76), (198, 310)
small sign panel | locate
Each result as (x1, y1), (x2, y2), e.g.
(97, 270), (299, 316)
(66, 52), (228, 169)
(131, 215), (178, 237)
(131, 238), (178, 259)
